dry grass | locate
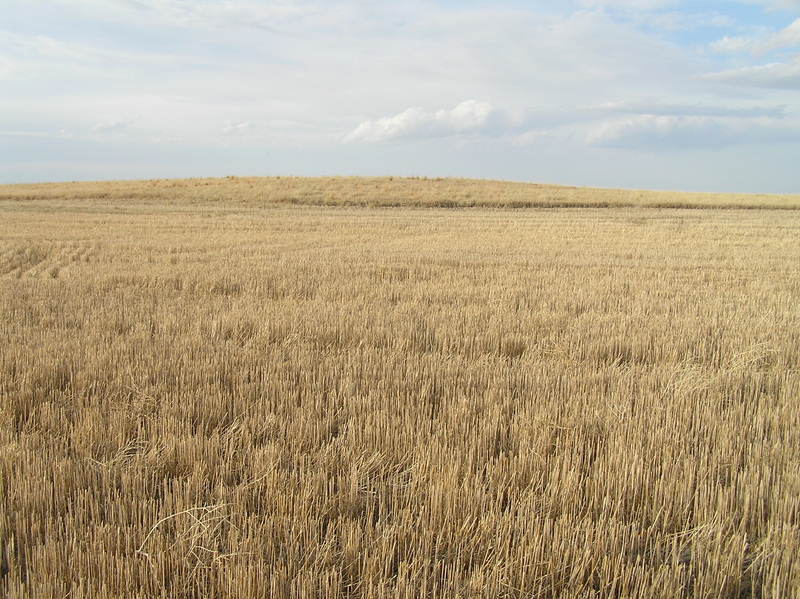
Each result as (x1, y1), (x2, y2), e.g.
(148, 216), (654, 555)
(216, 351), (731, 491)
(2, 175), (800, 209)
(1, 177), (799, 597)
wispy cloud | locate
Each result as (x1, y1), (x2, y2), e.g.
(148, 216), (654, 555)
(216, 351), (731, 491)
(574, 0), (681, 10)
(592, 100), (786, 118)
(0, 130), (55, 138)
(60, 0), (306, 33)
(703, 13), (800, 91)
(711, 17), (800, 55)
(703, 56), (800, 88)
(585, 100), (795, 150)
(634, 11), (732, 31)
(587, 114), (800, 149)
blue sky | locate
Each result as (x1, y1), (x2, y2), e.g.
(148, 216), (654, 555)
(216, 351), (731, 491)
(1, 1), (799, 192)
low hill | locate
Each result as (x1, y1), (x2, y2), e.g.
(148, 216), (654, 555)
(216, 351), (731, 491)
(2, 176), (798, 209)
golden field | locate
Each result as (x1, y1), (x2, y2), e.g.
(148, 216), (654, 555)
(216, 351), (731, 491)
(1, 177), (799, 598)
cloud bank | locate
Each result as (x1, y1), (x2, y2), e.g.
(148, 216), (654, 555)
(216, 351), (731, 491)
(588, 114), (800, 148)
(2, 0), (800, 191)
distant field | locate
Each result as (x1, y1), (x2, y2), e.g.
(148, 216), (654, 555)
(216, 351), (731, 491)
(1, 178), (799, 598)
(2, 175), (800, 209)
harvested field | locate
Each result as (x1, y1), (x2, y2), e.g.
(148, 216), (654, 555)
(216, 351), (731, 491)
(1, 178), (799, 597)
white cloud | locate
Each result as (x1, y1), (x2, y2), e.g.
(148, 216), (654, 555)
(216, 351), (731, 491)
(706, 17), (800, 89)
(703, 56), (800, 88)
(711, 17), (800, 55)
(512, 131), (555, 146)
(587, 114), (800, 148)
(2, 3), (709, 145)
(635, 11), (733, 31)
(221, 120), (256, 136)
(4, 1), (800, 191)
(344, 100), (504, 143)
(90, 116), (138, 132)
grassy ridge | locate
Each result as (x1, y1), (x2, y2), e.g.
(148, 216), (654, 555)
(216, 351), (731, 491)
(1, 176), (799, 209)
(1, 180), (799, 597)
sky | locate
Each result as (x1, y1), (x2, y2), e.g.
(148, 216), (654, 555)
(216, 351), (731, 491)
(1, 0), (799, 192)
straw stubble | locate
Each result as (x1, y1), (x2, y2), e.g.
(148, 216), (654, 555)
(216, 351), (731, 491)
(1, 178), (798, 597)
